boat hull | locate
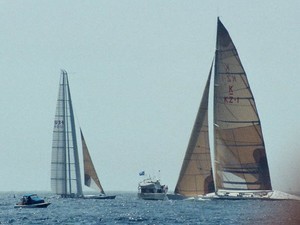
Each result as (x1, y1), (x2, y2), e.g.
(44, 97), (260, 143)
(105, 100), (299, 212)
(138, 193), (167, 201)
(197, 191), (287, 201)
(83, 195), (116, 200)
(166, 194), (187, 200)
(192, 190), (300, 201)
(207, 196), (274, 200)
(14, 202), (51, 208)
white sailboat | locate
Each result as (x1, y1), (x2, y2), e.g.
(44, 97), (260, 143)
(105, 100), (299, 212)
(51, 70), (115, 199)
(173, 18), (276, 200)
(51, 70), (83, 198)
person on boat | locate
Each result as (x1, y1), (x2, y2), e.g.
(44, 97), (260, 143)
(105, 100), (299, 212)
(27, 196), (32, 204)
(163, 185), (168, 193)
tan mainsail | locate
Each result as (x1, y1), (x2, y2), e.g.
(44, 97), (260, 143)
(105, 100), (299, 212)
(80, 129), (105, 194)
(213, 18), (272, 191)
(174, 64), (215, 197)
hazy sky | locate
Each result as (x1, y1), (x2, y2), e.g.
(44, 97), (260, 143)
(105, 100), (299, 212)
(0, 1), (299, 193)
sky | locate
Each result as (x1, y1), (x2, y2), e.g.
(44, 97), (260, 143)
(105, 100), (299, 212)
(0, 0), (299, 193)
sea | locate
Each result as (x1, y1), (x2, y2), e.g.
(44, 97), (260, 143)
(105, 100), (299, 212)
(1, 191), (300, 225)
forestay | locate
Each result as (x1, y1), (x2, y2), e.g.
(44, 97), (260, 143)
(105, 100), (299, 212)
(175, 64), (215, 197)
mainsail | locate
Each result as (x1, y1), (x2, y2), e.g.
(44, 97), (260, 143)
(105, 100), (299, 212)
(81, 128), (105, 195)
(174, 18), (272, 198)
(51, 70), (83, 197)
(213, 18), (272, 191)
(174, 64), (215, 197)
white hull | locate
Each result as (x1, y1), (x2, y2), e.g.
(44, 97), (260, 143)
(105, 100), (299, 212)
(195, 190), (300, 201)
(138, 178), (168, 200)
(138, 193), (167, 201)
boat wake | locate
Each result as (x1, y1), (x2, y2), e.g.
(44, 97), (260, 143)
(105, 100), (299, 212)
(270, 190), (300, 200)
(192, 190), (300, 201)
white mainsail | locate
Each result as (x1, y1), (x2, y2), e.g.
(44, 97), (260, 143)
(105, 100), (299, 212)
(81, 129), (105, 195)
(51, 70), (83, 197)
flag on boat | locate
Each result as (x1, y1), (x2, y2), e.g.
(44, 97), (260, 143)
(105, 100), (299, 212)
(139, 171), (145, 176)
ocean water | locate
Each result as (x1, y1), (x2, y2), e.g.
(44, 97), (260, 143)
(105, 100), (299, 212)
(1, 192), (300, 225)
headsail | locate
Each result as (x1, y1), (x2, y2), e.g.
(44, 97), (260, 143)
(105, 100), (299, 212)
(51, 70), (83, 197)
(213, 18), (272, 191)
(81, 128), (105, 194)
(174, 63), (215, 197)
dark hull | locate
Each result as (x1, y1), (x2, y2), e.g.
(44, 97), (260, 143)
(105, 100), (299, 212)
(83, 195), (116, 200)
(14, 202), (51, 208)
(166, 194), (187, 200)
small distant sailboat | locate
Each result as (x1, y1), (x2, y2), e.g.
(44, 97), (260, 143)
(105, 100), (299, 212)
(81, 129), (116, 199)
(172, 18), (276, 200)
(51, 70), (115, 199)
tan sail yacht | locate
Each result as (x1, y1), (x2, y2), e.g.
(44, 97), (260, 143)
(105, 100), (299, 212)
(170, 18), (275, 200)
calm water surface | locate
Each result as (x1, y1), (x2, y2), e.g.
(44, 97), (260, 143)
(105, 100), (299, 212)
(0, 192), (299, 224)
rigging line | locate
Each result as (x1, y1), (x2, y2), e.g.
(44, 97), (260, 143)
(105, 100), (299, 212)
(231, 128), (245, 182)
(235, 57), (261, 121)
(253, 121), (265, 145)
(222, 187), (262, 191)
(218, 120), (260, 123)
(218, 129), (246, 186)
(223, 181), (260, 185)
(222, 143), (263, 147)
(227, 47), (260, 121)
(218, 48), (238, 54)
(216, 142), (245, 191)
(74, 107), (82, 131)
(61, 72), (68, 195)
(65, 79), (73, 195)
(64, 70), (82, 132)
(218, 72), (245, 75)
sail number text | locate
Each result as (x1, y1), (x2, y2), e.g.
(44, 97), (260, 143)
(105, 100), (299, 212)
(223, 74), (239, 104)
(54, 120), (64, 128)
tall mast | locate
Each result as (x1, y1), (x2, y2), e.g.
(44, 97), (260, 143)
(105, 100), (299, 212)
(213, 17), (220, 194)
(62, 71), (68, 195)
(65, 72), (83, 196)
